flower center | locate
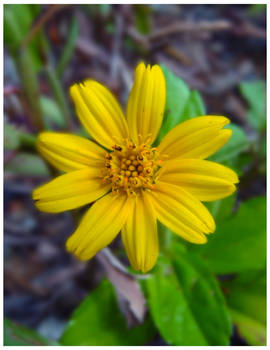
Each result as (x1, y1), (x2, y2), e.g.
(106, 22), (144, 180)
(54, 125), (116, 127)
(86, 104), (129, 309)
(102, 140), (162, 195)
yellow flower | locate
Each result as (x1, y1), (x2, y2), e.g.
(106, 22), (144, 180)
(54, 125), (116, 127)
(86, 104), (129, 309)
(33, 62), (238, 273)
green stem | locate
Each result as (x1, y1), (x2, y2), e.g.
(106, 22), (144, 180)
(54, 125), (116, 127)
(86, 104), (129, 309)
(56, 15), (79, 77)
(16, 49), (45, 131)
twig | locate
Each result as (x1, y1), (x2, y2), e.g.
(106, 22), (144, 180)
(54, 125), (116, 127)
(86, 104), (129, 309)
(118, 57), (133, 92)
(76, 38), (110, 66)
(21, 5), (70, 49)
(165, 45), (191, 65)
(126, 26), (149, 50)
(110, 11), (123, 82)
(148, 20), (232, 41)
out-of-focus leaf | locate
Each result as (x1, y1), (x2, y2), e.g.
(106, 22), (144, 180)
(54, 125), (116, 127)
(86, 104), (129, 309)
(40, 96), (65, 128)
(248, 4), (266, 15)
(4, 4), (42, 71)
(230, 309), (266, 346)
(4, 121), (37, 152)
(191, 196), (266, 274)
(145, 252), (231, 345)
(205, 194), (236, 224)
(209, 124), (249, 164)
(98, 4), (111, 16)
(134, 5), (151, 34)
(60, 279), (155, 346)
(5, 153), (49, 176)
(4, 318), (54, 346)
(240, 81), (266, 131)
(181, 90), (206, 118)
(156, 65), (205, 144)
(222, 269), (266, 345)
(4, 122), (20, 150)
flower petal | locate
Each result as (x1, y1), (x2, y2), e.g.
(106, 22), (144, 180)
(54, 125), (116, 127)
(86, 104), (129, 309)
(121, 191), (158, 273)
(32, 168), (110, 213)
(159, 159), (239, 201)
(150, 181), (216, 243)
(70, 80), (129, 149)
(158, 116), (231, 160)
(66, 193), (132, 260)
(37, 132), (105, 172)
(127, 62), (166, 145)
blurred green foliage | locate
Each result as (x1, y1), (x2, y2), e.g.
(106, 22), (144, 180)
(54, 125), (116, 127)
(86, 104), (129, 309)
(240, 81), (266, 132)
(4, 319), (56, 345)
(4, 4), (42, 71)
(223, 269), (266, 345)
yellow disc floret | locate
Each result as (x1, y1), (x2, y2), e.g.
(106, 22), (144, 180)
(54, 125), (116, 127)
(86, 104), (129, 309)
(102, 140), (162, 195)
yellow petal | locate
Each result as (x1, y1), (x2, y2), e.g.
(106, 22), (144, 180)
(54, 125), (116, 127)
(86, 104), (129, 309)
(70, 80), (129, 150)
(66, 193), (132, 260)
(158, 116), (231, 160)
(37, 132), (105, 172)
(33, 168), (110, 213)
(150, 181), (216, 243)
(121, 191), (158, 273)
(159, 159), (239, 201)
(127, 62), (166, 145)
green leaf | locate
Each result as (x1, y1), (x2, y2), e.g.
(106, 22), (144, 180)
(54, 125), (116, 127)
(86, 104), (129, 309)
(222, 270), (266, 345)
(239, 81), (266, 131)
(248, 4), (266, 15)
(205, 194), (236, 224)
(229, 309), (266, 346)
(5, 152), (50, 176)
(172, 249), (232, 345)
(4, 318), (54, 346)
(192, 196), (266, 274)
(209, 124), (249, 164)
(60, 279), (155, 346)
(40, 96), (66, 128)
(181, 90), (206, 118)
(4, 4), (42, 71)
(4, 122), (37, 152)
(156, 65), (205, 144)
(4, 122), (20, 150)
(145, 253), (231, 345)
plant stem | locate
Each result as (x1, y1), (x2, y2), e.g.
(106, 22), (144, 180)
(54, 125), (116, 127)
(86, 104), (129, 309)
(56, 15), (79, 77)
(16, 49), (45, 131)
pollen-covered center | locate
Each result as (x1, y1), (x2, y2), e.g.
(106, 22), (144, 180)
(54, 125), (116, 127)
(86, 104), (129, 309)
(102, 140), (162, 195)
